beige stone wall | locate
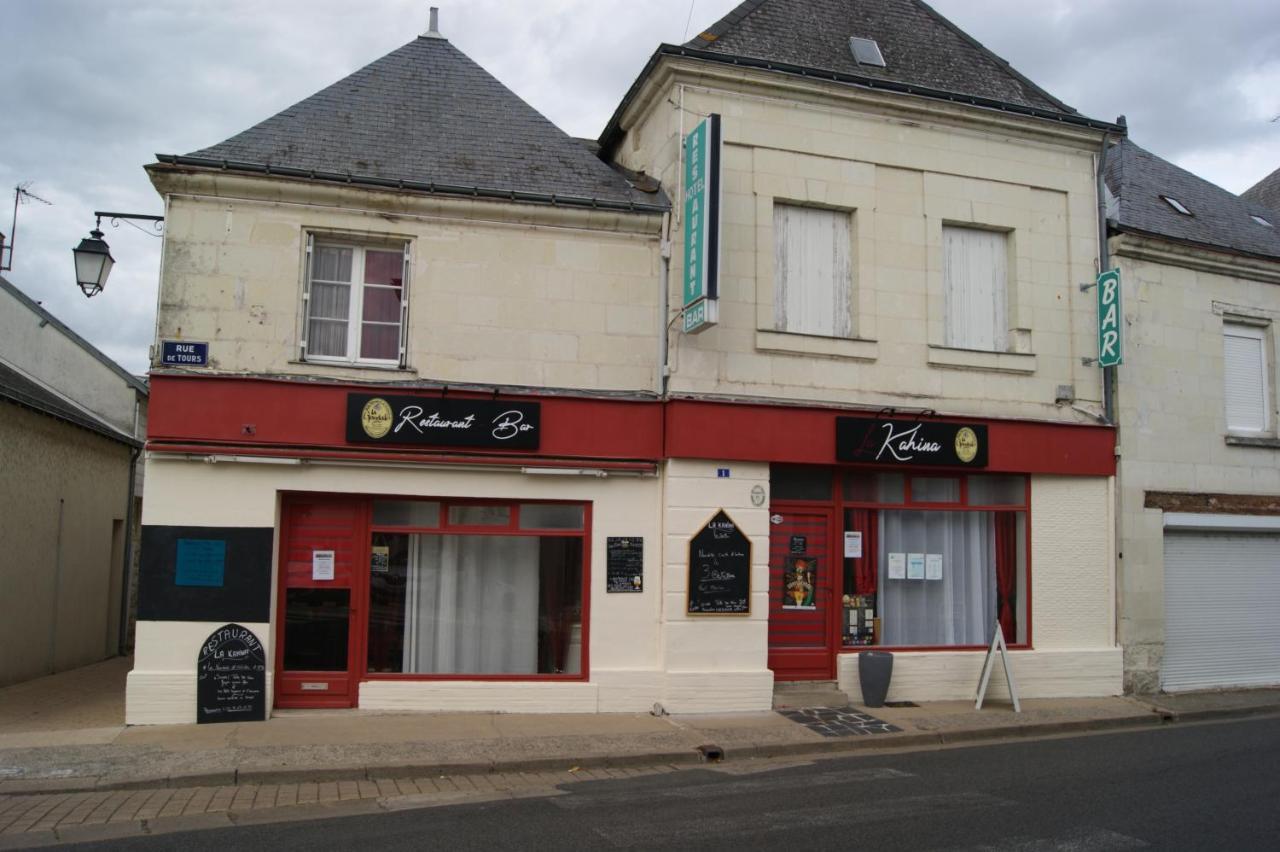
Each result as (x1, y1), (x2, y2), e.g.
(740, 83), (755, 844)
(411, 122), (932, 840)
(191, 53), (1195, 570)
(0, 403), (132, 686)
(1111, 235), (1280, 692)
(614, 64), (1108, 422)
(149, 171), (664, 393)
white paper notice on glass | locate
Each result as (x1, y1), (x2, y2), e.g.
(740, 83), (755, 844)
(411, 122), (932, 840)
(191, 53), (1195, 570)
(907, 553), (925, 580)
(312, 550), (335, 581)
(888, 552), (906, 580)
(925, 553), (943, 581)
(844, 531), (863, 558)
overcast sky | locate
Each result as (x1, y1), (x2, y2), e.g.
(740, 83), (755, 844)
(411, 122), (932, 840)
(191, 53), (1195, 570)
(1, 0), (1277, 375)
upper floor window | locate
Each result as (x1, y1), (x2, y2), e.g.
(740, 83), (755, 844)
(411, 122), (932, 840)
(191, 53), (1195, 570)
(303, 237), (408, 366)
(1223, 321), (1271, 433)
(774, 204), (853, 338)
(943, 225), (1008, 352)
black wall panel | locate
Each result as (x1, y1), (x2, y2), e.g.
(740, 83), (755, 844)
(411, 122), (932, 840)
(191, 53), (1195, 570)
(138, 525), (274, 622)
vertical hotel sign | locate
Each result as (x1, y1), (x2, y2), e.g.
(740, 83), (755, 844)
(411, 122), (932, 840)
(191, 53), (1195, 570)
(682, 114), (722, 334)
(1096, 268), (1122, 367)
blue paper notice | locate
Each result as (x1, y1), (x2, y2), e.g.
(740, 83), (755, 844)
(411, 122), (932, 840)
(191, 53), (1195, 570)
(175, 539), (226, 587)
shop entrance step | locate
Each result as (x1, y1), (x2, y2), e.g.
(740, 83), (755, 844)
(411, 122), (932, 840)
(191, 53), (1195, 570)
(772, 680), (852, 710)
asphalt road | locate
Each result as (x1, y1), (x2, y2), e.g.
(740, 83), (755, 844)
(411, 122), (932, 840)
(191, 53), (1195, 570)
(62, 714), (1280, 851)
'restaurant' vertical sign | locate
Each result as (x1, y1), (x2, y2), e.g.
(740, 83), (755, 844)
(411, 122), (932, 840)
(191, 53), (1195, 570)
(1096, 268), (1122, 367)
(682, 113), (722, 335)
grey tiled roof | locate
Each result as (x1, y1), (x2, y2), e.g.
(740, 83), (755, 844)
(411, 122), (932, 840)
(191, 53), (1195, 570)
(1104, 138), (1280, 262)
(685, 0), (1073, 114)
(1242, 166), (1280, 216)
(181, 36), (659, 209)
(0, 360), (140, 448)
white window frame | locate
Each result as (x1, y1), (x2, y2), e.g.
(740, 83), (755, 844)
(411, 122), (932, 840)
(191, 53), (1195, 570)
(1222, 320), (1271, 434)
(942, 225), (1009, 353)
(772, 203), (854, 339)
(301, 234), (411, 368)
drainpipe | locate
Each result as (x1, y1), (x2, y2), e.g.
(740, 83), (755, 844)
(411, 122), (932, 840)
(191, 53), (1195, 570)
(658, 211), (672, 397)
(1096, 131), (1115, 426)
(117, 444), (141, 655)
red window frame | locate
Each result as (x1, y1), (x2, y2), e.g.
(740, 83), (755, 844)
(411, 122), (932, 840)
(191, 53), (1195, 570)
(361, 496), (592, 683)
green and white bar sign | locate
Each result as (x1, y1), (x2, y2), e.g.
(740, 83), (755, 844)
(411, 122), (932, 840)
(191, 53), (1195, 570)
(1096, 268), (1122, 367)
(682, 113), (722, 335)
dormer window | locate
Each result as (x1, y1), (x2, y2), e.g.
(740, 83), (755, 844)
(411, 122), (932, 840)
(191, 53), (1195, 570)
(849, 37), (886, 67)
(1161, 195), (1192, 216)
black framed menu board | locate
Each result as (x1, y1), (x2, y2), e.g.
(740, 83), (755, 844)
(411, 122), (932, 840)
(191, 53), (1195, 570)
(687, 510), (751, 615)
(606, 536), (644, 592)
(197, 623), (267, 724)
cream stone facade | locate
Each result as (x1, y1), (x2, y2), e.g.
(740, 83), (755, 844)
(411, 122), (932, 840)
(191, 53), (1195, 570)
(1112, 235), (1280, 692)
(609, 62), (1110, 423)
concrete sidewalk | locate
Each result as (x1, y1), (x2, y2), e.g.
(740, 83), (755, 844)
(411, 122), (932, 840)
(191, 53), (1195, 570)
(2, 657), (1279, 798)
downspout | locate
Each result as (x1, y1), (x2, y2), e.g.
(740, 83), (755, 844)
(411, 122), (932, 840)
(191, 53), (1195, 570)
(117, 443), (141, 655)
(658, 211), (672, 397)
(1096, 132), (1115, 425)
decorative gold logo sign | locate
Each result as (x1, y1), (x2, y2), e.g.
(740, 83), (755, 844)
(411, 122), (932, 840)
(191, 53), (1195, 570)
(360, 398), (393, 439)
(954, 427), (979, 463)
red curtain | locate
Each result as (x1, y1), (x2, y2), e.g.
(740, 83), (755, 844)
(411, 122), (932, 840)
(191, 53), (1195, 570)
(849, 509), (878, 596)
(994, 513), (1018, 643)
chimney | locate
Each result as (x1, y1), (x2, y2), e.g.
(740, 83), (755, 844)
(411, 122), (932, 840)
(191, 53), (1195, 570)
(425, 6), (443, 38)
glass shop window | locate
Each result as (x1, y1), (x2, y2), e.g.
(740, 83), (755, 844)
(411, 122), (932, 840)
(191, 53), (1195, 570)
(771, 465), (834, 501)
(366, 500), (586, 676)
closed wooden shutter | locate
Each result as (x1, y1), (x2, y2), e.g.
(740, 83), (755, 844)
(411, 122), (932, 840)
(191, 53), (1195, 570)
(1223, 322), (1269, 432)
(773, 204), (853, 338)
(1163, 531), (1280, 691)
(943, 225), (1008, 351)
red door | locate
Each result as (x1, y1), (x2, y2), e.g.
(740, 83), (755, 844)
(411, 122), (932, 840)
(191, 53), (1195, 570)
(768, 505), (838, 680)
(275, 497), (366, 709)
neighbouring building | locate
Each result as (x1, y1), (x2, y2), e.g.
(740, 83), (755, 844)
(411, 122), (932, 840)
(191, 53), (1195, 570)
(0, 274), (147, 686)
(128, 0), (1127, 724)
(1241, 166), (1280, 217)
(1105, 139), (1280, 693)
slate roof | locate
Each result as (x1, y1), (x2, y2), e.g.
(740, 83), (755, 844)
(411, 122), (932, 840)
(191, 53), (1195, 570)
(1104, 138), (1280, 262)
(685, 0), (1074, 114)
(1242, 166), (1280, 216)
(0, 359), (141, 448)
(168, 35), (663, 211)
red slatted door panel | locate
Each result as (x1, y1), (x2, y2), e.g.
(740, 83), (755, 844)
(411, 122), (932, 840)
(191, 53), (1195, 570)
(768, 506), (837, 680)
(276, 496), (365, 709)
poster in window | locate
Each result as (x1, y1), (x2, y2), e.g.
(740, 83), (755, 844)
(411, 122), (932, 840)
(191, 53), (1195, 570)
(888, 552), (906, 580)
(844, 531), (863, 558)
(925, 553), (943, 581)
(782, 556), (817, 610)
(370, 546), (390, 574)
(907, 553), (925, 580)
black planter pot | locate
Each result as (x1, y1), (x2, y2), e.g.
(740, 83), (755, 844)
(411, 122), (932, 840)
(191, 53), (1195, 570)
(858, 650), (893, 708)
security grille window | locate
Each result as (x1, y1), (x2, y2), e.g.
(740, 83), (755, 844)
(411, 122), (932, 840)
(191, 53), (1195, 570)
(943, 225), (1008, 352)
(774, 204), (854, 338)
(303, 237), (409, 366)
(1223, 321), (1270, 433)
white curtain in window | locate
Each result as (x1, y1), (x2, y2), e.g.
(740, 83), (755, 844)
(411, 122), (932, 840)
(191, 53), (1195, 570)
(943, 225), (1008, 351)
(402, 535), (539, 674)
(774, 204), (853, 337)
(878, 511), (996, 646)
(1223, 323), (1269, 432)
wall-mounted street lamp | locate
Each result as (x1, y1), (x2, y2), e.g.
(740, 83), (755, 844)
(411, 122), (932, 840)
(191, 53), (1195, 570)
(72, 211), (164, 297)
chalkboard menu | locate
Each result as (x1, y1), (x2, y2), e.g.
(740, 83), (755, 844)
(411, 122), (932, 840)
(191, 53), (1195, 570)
(687, 510), (751, 615)
(606, 537), (644, 593)
(197, 623), (267, 724)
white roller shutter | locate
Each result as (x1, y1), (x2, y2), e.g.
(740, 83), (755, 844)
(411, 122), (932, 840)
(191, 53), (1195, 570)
(1162, 531), (1280, 691)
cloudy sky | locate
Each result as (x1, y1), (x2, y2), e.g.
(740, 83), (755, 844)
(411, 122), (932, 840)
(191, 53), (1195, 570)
(1, 0), (1277, 375)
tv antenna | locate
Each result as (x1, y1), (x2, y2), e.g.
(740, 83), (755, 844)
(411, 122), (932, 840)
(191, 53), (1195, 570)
(1, 183), (53, 272)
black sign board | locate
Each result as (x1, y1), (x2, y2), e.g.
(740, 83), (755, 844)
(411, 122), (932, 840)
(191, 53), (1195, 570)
(346, 394), (540, 450)
(197, 623), (267, 724)
(606, 537), (644, 593)
(836, 417), (988, 468)
(687, 510), (751, 615)
(789, 535), (807, 555)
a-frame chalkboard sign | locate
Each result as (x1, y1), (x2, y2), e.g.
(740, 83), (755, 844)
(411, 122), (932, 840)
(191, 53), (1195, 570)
(686, 509), (751, 615)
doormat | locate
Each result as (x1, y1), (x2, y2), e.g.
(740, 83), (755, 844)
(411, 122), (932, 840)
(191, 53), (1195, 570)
(777, 707), (901, 737)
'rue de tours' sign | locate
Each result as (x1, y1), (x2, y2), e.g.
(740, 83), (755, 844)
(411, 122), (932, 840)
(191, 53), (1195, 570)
(682, 113), (722, 335)
(836, 416), (989, 468)
(346, 394), (540, 450)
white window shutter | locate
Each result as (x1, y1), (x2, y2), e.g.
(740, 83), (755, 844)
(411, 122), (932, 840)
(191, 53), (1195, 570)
(1223, 323), (1269, 432)
(300, 233), (314, 359)
(399, 244), (411, 369)
(774, 204), (853, 338)
(943, 226), (1008, 351)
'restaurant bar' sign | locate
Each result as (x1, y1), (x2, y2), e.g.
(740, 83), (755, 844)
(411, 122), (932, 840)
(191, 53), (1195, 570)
(346, 394), (540, 450)
(836, 416), (988, 468)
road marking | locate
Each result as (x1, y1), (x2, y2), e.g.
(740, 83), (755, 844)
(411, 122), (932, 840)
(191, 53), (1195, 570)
(946, 827), (1149, 850)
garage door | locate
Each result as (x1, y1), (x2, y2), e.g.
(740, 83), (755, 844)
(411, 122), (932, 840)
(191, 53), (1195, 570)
(1163, 531), (1280, 691)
